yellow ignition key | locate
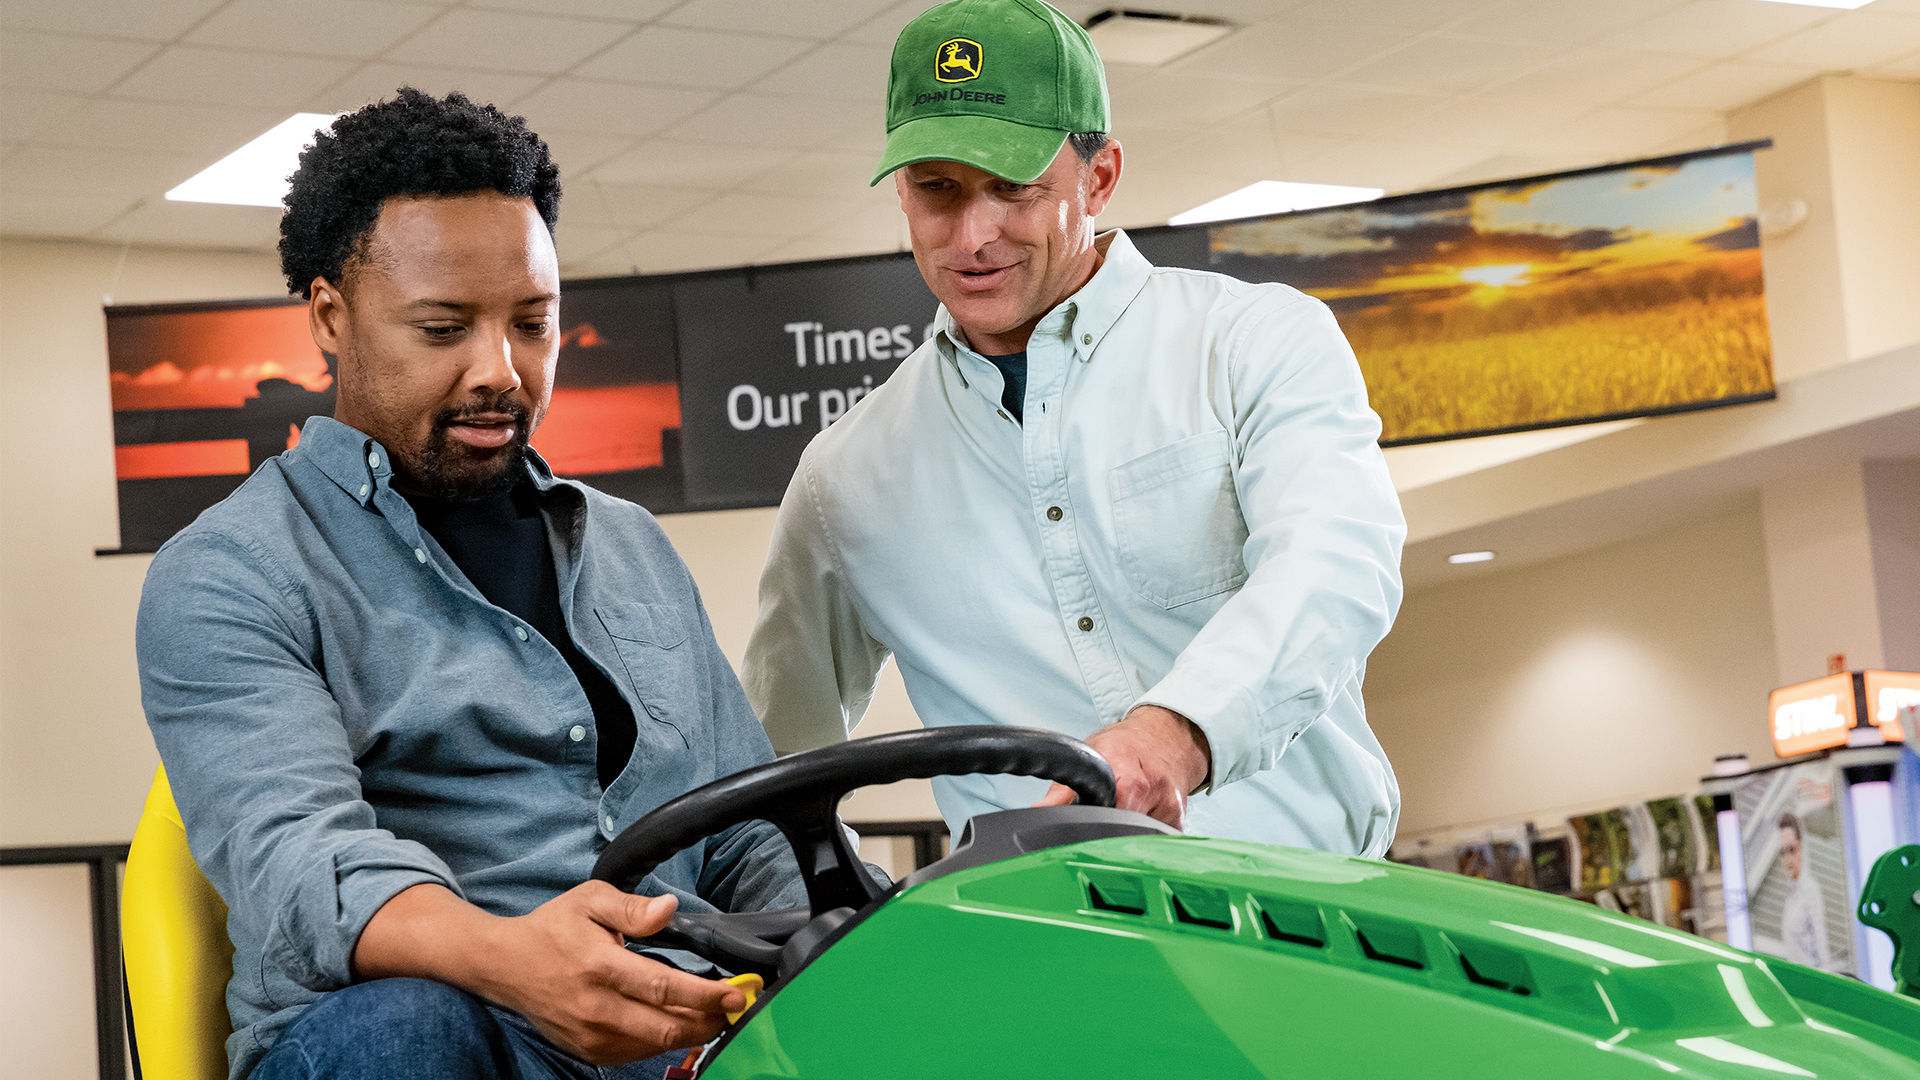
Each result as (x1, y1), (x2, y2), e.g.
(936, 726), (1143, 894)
(724, 973), (763, 1024)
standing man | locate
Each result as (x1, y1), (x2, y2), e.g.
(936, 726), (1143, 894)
(139, 90), (798, 1080)
(744, 0), (1406, 855)
(1777, 813), (1831, 970)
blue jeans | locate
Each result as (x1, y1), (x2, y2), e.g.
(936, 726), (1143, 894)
(249, 978), (682, 1080)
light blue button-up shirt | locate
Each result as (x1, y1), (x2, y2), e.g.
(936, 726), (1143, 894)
(746, 230), (1406, 856)
(137, 417), (803, 1078)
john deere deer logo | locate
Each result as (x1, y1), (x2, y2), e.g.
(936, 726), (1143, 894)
(935, 38), (982, 83)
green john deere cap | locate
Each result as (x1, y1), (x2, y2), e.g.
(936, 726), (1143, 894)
(872, 0), (1109, 186)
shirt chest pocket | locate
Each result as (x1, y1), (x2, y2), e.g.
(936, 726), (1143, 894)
(1107, 429), (1250, 609)
(595, 602), (696, 748)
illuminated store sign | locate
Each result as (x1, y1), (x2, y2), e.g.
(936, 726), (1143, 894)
(1864, 670), (1920, 742)
(1769, 670), (1917, 758)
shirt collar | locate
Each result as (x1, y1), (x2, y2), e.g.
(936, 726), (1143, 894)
(291, 414), (562, 509)
(933, 228), (1153, 377)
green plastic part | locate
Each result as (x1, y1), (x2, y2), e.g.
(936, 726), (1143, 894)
(1860, 844), (1920, 999)
(700, 835), (1920, 1078)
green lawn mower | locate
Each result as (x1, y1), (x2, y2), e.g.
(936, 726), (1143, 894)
(593, 727), (1920, 1078)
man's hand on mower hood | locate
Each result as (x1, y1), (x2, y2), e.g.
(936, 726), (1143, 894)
(1035, 705), (1212, 831)
(353, 882), (745, 1066)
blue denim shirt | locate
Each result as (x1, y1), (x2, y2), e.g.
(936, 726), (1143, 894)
(137, 417), (804, 1078)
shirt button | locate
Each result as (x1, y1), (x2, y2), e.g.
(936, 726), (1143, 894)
(1077, 616), (1094, 632)
(1081, 333), (1093, 345)
(514, 625), (529, 642)
(358, 483), (370, 499)
(997, 409), (1010, 421)
(414, 547), (427, 563)
(368, 451), (380, 469)
(569, 725), (586, 743)
(604, 814), (616, 832)
(1047, 506), (1063, 521)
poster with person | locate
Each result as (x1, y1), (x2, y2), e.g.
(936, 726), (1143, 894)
(1735, 759), (1854, 976)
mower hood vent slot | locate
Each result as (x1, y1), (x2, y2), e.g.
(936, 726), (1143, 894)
(1445, 933), (1535, 997)
(1165, 882), (1233, 930)
(1082, 870), (1148, 916)
(1344, 913), (1426, 971)
(1252, 895), (1326, 948)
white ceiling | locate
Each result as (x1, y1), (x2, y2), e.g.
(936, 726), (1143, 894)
(3, 0), (1918, 278)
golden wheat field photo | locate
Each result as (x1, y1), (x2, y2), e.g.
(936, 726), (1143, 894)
(1208, 151), (1774, 444)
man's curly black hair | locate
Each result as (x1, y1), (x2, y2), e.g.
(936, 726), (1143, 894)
(279, 88), (561, 299)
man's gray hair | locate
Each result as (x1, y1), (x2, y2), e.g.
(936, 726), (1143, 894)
(1068, 132), (1110, 164)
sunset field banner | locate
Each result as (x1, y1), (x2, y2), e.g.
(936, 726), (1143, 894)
(1207, 144), (1775, 445)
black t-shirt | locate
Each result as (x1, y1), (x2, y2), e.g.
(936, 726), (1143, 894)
(403, 482), (638, 790)
(984, 350), (1028, 423)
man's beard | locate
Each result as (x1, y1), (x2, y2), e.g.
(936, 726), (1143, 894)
(401, 395), (534, 500)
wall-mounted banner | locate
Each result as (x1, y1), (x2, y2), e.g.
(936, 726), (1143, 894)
(101, 143), (1771, 553)
(669, 254), (935, 510)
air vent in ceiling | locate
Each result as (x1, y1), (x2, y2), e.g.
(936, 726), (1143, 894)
(1083, 9), (1235, 67)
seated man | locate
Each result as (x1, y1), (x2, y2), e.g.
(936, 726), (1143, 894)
(137, 90), (801, 1080)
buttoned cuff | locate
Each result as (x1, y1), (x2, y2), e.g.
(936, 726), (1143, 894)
(1138, 671), (1310, 794)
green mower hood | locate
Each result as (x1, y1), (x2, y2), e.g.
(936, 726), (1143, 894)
(701, 832), (1920, 1079)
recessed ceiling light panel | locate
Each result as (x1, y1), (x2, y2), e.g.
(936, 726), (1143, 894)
(166, 113), (342, 208)
(1084, 9), (1234, 67)
(1168, 180), (1384, 226)
(1448, 551), (1497, 565)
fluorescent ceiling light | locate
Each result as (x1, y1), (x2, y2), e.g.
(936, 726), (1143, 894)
(1084, 9), (1233, 66)
(1448, 551), (1496, 565)
(166, 113), (341, 208)
(1168, 180), (1384, 226)
(1748, 0), (1875, 8)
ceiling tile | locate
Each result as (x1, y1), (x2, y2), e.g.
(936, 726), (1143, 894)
(1590, 0), (1836, 61)
(1487, 45), (1707, 105)
(750, 42), (892, 104)
(1166, 21), (1412, 83)
(1275, 0), (1514, 35)
(576, 26), (815, 90)
(510, 78), (719, 138)
(0, 0), (226, 43)
(553, 220), (635, 268)
(1519, 104), (1724, 162)
(662, 0), (900, 42)
(590, 139), (798, 188)
(1745, 12), (1920, 70)
(545, 131), (642, 176)
(1266, 83), (1447, 138)
(1625, 60), (1818, 111)
(562, 249), (646, 278)
(1376, 93), (1592, 151)
(1340, 34), (1561, 95)
(1289, 135), (1494, 192)
(112, 46), (356, 111)
(738, 150), (883, 198)
(841, 0), (938, 47)
(94, 199), (284, 249)
(662, 93), (862, 151)
(0, 88), (90, 144)
(669, 191), (865, 238)
(0, 189), (131, 237)
(1448, 0), (1688, 47)
(470, 0), (675, 20)
(0, 31), (158, 95)
(383, 8), (637, 75)
(32, 98), (288, 160)
(305, 64), (546, 115)
(1108, 70), (1295, 130)
(625, 228), (783, 273)
(565, 180), (712, 230)
(184, 0), (443, 60)
(1, 144), (211, 199)
(1424, 151), (1613, 189)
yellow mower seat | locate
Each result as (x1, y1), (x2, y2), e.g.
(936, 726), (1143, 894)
(123, 764), (233, 1080)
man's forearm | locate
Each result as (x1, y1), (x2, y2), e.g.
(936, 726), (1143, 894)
(351, 883), (505, 995)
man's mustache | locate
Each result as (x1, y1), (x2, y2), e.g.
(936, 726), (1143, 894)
(433, 397), (530, 429)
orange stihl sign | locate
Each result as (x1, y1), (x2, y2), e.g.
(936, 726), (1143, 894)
(1864, 670), (1920, 743)
(1769, 673), (1857, 758)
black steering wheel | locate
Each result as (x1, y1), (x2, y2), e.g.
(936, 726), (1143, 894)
(591, 726), (1116, 979)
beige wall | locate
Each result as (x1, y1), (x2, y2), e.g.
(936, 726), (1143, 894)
(1366, 499), (1781, 838)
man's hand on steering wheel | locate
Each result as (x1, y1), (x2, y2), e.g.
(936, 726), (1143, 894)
(352, 881), (745, 1066)
(1034, 706), (1212, 831)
